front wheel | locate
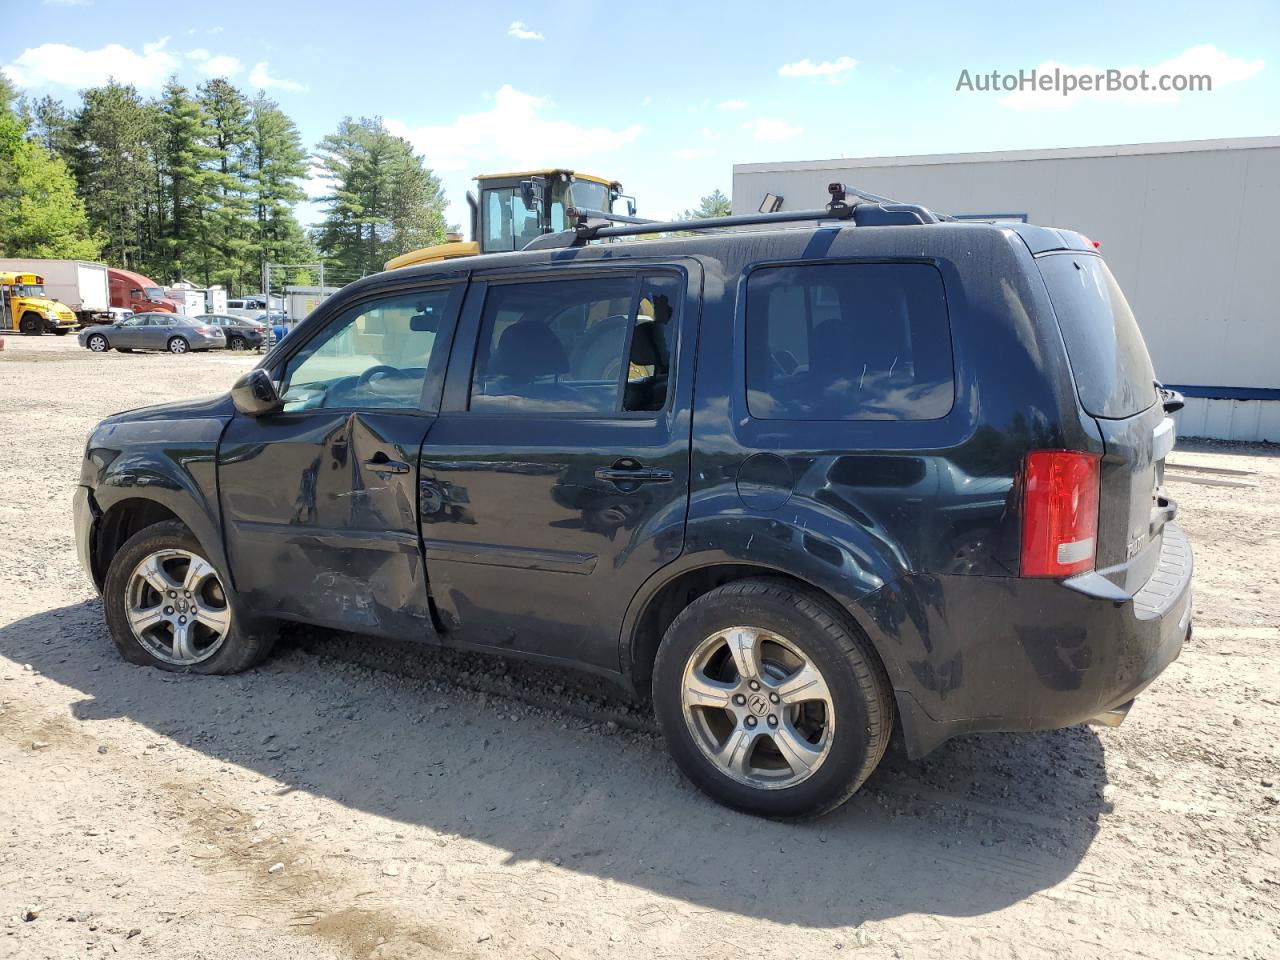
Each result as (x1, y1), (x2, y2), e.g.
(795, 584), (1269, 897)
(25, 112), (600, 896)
(167, 336), (189, 354)
(653, 579), (893, 819)
(103, 520), (274, 674)
(19, 314), (41, 335)
(86, 333), (109, 352)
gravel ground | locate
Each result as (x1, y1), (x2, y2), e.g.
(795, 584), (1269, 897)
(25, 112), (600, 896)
(0, 334), (1276, 960)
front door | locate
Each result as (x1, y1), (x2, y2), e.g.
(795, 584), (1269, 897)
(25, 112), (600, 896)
(420, 266), (698, 672)
(217, 281), (463, 639)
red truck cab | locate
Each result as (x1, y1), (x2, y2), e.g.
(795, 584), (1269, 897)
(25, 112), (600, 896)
(107, 268), (178, 314)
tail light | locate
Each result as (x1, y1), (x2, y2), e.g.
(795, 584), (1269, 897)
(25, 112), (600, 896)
(1020, 451), (1101, 578)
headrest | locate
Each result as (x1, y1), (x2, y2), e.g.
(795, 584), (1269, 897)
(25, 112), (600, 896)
(490, 321), (569, 380)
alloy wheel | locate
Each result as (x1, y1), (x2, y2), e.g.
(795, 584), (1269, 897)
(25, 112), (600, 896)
(681, 626), (834, 789)
(124, 548), (231, 666)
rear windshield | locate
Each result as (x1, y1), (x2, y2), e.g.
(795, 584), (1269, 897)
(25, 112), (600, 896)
(1038, 253), (1157, 419)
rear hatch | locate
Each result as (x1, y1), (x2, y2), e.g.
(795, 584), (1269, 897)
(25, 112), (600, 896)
(1037, 251), (1173, 591)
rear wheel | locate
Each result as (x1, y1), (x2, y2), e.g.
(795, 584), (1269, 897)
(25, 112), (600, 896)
(167, 336), (189, 354)
(653, 578), (893, 819)
(19, 313), (41, 335)
(103, 520), (274, 674)
(86, 333), (109, 352)
(227, 335), (246, 351)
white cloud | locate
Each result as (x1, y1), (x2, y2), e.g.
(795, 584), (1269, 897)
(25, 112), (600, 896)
(1001, 44), (1264, 109)
(187, 48), (210, 60)
(778, 56), (858, 81)
(384, 84), (643, 174)
(247, 61), (306, 92)
(508, 21), (544, 41)
(744, 117), (804, 141)
(3, 37), (178, 90)
(197, 54), (242, 78)
(717, 99), (748, 110)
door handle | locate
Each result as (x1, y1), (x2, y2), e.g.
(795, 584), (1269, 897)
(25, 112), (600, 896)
(364, 453), (411, 474)
(595, 459), (674, 487)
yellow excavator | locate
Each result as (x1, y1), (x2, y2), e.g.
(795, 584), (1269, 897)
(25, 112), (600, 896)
(384, 169), (636, 270)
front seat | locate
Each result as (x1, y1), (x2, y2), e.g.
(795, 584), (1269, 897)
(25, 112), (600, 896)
(485, 320), (579, 405)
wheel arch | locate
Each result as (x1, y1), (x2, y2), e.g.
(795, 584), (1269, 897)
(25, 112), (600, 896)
(620, 558), (902, 700)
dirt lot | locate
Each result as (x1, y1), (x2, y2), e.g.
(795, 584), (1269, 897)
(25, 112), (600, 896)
(0, 334), (1276, 960)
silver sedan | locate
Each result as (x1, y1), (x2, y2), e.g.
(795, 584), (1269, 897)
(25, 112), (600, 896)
(78, 313), (226, 354)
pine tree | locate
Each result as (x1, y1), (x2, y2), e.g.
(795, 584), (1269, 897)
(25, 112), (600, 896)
(314, 117), (447, 277)
(245, 94), (312, 288)
(157, 77), (218, 281)
(198, 79), (253, 289)
(680, 189), (732, 220)
(71, 81), (158, 270)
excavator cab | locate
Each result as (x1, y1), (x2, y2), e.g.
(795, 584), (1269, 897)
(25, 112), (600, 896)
(384, 169), (632, 270)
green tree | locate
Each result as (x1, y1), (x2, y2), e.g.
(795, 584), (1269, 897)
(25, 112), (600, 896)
(71, 81), (159, 270)
(679, 189), (731, 220)
(245, 94), (312, 287)
(0, 77), (100, 259)
(314, 117), (447, 276)
(157, 77), (218, 280)
(197, 78), (253, 288)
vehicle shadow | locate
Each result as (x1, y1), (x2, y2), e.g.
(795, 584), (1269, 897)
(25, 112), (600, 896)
(3, 600), (1108, 929)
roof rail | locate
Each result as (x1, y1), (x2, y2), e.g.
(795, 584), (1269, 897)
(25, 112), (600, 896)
(523, 182), (946, 251)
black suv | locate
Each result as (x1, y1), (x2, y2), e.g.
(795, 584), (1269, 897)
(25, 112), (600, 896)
(74, 191), (1192, 818)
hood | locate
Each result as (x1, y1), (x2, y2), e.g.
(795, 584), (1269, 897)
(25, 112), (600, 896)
(100, 392), (237, 425)
(25, 297), (75, 317)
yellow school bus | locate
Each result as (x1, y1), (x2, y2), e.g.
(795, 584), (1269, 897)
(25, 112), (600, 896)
(0, 272), (78, 335)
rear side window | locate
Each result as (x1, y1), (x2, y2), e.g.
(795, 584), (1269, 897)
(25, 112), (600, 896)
(470, 274), (679, 415)
(1038, 254), (1156, 419)
(745, 262), (954, 421)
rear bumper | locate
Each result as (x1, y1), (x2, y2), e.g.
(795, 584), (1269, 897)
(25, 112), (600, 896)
(864, 523), (1193, 757)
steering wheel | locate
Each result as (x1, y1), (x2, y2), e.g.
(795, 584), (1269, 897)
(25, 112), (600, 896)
(356, 364), (406, 388)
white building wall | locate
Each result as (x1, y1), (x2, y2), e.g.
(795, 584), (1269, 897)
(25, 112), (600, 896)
(732, 138), (1280, 441)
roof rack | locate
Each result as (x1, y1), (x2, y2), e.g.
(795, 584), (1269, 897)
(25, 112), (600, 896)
(523, 183), (949, 251)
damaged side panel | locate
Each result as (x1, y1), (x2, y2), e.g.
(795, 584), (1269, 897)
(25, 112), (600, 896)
(217, 409), (438, 640)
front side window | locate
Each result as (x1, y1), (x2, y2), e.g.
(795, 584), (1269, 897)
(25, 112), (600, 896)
(470, 274), (680, 415)
(281, 287), (455, 412)
(745, 262), (954, 421)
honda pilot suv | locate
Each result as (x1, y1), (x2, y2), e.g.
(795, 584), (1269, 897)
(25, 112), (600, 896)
(74, 189), (1192, 818)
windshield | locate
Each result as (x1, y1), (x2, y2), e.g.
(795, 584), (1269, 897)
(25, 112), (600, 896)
(14, 285), (45, 297)
(567, 180), (610, 215)
(480, 178), (614, 254)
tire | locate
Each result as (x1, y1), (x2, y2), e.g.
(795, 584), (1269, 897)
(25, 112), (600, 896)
(167, 336), (189, 354)
(19, 314), (41, 335)
(86, 333), (109, 352)
(652, 578), (893, 819)
(102, 520), (275, 674)
(227, 336), (246, 351)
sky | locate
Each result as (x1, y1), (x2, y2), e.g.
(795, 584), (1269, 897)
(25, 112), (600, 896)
(4, 0), (1278, 232)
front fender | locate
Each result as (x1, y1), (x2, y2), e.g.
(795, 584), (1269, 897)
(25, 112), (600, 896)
(83, 416), (232, 584)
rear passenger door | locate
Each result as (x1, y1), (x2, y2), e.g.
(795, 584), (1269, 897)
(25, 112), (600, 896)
(419, 265), (699, 672)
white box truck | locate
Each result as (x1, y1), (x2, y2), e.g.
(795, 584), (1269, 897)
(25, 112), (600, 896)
(0, 258), (111, 326)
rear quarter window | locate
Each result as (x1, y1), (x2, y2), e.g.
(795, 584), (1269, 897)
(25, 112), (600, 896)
(745, 262), (954, 421)
(1038, 253), (1157, 419)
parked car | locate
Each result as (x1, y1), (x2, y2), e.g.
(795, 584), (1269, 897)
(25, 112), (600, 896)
(73, 192), (1192, 818)
(77, 312), (226, 354)
(194, 313), (266, 351)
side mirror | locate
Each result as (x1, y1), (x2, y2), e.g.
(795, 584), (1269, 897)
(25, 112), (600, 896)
(231, 368), (282, 417)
